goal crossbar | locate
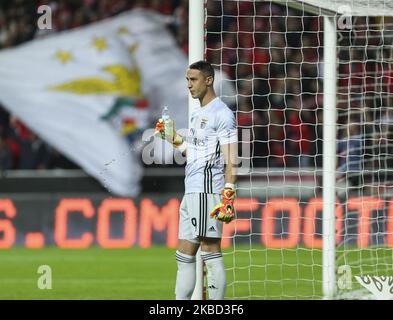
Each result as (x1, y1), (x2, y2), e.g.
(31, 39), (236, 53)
(272, 0), (393, 17)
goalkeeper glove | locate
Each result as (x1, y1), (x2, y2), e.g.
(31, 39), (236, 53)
(210, 187), (236, 224)
(155, 118), (186, 152)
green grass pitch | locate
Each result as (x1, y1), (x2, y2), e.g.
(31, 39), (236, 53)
(0, 246), (391, 299)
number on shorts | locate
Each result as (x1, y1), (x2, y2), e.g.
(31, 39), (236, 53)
(191, 218), (197, 228)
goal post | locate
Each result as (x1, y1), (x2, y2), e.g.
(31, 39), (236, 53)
(191, 0), (393, 299)
(189, 0), (205, 301)
(322, 14), (337, 300)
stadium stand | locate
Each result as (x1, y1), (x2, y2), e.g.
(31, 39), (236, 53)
(1, 0), (391, 179)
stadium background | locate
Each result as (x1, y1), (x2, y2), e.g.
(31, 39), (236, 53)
(0, 0), (392, 300)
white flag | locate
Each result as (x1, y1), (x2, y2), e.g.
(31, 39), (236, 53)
(0, 9), (191, 196)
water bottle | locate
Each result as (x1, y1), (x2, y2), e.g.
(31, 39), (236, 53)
(162, 106), (171, 137)
(162, 106), (170, 123)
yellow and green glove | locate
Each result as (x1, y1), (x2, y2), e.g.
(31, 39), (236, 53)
(155, 118), (186, 152)
(210, 187), (236, 224)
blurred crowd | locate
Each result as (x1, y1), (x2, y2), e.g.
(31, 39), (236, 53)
(0, 0), (392, 177)
(205, 1), (325, 168)
(205, 2), (393, 173)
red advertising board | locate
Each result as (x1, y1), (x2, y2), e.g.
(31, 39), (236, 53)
(0, 195), (392, 248)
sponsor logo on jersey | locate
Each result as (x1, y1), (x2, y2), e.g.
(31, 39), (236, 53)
(200, 117), (208, 129)
(188, 137), (206, 147)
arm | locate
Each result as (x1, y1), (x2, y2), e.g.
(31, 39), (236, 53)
(216, 109), (238, 186)
(210, 142), (238, 224)
(221, 142), (237, 187)
(209, 108), (238, 223)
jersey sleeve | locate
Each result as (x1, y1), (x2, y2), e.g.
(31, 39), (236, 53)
(217, 108), (237, 145)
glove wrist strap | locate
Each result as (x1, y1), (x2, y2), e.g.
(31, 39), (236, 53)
(176, 142), (187, 153)
(225, 183), (235, 190)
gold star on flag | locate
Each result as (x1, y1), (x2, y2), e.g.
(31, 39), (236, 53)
(118, 26), (130, 35)
(92, 37), (108, 52)
(54, 50), (73, 64)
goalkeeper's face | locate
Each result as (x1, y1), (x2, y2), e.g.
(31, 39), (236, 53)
(186, 69), (212, 100)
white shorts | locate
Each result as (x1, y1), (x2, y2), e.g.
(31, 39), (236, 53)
(178, 193), (223, 240)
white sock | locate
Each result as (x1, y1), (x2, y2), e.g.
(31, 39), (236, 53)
(200, 251), (226, 300)
(175, 250), (196, 300)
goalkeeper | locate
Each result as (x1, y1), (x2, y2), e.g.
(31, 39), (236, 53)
(155, 60), (237, 300)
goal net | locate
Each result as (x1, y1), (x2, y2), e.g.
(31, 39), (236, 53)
(204, 0), (393, 299)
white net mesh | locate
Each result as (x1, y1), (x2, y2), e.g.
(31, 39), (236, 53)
(204, 0), (393, 299)
(335, 15), (393, 299)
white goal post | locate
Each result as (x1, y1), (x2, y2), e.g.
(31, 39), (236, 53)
(190, 0), (393, 300)
(189, 0), (205, 301)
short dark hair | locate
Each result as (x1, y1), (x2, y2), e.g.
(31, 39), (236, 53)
(189, 60), (215, 79)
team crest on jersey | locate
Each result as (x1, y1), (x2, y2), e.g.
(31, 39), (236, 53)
(200, 117), (208, 129)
